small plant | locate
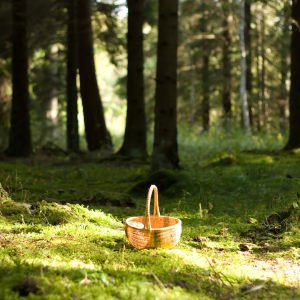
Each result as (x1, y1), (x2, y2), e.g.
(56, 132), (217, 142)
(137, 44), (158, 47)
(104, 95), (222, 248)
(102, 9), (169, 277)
(199, 203), (203, 218)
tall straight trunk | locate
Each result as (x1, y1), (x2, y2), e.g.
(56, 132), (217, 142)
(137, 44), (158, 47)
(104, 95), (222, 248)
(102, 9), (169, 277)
(279, 2), (290, 132)
(6, 0), (32, 157)
(182, 23), (195, 129)
(245, 0), (253, 125)
(39, 45), (59, 145)
(222, 0), (232, 122)
(201, 13), (210, 132)
(118, 0), (147, 159)
(239, 0), (251, 133)
(189, 66), (195, 129)
(48, 45), (59, 140)
(261, 11), (268, 131)
(284, 0), (300, 150)
(256, 17), (262, 132)
(77, 0), (112, 151)
(67, 0), (79, 153)
(202, 52), (209, 131)
(150, 0), (179, 172)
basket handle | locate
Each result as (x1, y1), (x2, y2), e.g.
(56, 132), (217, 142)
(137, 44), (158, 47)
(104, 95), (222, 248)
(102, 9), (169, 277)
(144, 185), (160, 230)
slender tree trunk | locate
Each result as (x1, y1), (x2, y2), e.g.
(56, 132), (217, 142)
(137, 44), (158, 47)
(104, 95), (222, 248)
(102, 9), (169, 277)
(256, 17), (262, 132)
(190, 66), (195, 129)
(182, 22), (195, 129)
(67, 0), (79, 153)
(118, 0), (147, 159)
(239, 0), (251, 133)
(261, 11), (268, 131)
(48, 45), (59, 140)
(279, 3), (290, 132)
(202, 52), (210, 131)
(150, 0), (179, 172)
(222, 0), (232, 123)
(201, 12), (210, 132)
(279, 56), (288, 132)
(284, 0), (300, 150)
(77, 0), (112, 151)
(6, 0), (32, 157)
(245, 0), (253, 125)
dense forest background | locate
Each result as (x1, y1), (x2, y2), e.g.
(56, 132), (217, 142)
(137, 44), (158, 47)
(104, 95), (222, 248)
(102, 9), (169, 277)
(0, 0), (298, 158)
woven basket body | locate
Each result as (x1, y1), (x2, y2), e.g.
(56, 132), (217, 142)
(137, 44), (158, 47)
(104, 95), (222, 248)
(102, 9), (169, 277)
(125, 185), (182, 249)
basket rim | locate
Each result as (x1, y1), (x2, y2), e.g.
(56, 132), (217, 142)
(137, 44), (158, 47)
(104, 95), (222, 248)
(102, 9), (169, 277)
(125, 216), (182, 231)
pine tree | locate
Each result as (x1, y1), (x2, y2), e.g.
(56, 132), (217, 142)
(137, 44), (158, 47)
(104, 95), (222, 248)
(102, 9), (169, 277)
(151, 0), (179, 172)
(118, 0), (147, 160)
(284, 0), (300, 150)
(67, 0), (79, 153)
(6, 0), (32, 157)
(77, 0), (112, 151)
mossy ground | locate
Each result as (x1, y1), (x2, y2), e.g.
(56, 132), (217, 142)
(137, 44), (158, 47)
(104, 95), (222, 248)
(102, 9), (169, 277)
(1, 129), (300, 299)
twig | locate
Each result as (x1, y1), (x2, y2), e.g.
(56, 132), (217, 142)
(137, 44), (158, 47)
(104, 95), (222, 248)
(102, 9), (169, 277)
(204, 256), (226, 285)
(150, 271), (165, 290)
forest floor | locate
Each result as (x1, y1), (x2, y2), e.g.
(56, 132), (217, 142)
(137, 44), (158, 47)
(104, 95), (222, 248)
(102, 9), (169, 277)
(1, 129), (300, 299)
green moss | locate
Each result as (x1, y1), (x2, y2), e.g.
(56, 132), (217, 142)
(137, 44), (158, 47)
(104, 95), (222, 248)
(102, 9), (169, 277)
(204, 153), (236, 167)
(1, 132), (300, 299)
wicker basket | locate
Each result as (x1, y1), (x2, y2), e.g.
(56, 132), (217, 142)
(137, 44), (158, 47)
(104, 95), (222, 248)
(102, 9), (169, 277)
(125, 185), (182, 249)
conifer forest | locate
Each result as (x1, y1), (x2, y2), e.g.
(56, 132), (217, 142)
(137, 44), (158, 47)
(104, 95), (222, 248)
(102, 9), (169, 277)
(1, 0), (300, 299)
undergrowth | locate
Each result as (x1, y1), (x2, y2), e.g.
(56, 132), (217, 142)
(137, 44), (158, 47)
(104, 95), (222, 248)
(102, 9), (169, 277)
(0, 129), (300, 299)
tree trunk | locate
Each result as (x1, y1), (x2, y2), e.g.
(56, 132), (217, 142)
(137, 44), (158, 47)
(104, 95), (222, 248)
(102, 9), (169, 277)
(279, 2), (290, 132)
(48, 45), (59, 140)
(222, 0), (232, 122)
(202, 53), (210, 132)
(239, 0), (251, 133)
(150, 0), (179, 172)
(67, 0), (79, 153)
(256, 17), (262, 132)
(261, 11), (268, 131)
(201, 13), (210, 132)
(284, 0), (300, 150)
(6, 0), (32, 157)
(182, 22), (195, 129)
(118, 0), (147, 159)
(77, 0), (112, 151)
(245, 0), (253, 125)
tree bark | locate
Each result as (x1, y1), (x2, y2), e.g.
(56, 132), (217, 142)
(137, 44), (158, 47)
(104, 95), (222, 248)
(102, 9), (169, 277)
(245, 0), (253, 125)
(201, 13), (210, 132)
(284, 0), (300, 150)
(77, 0), (112, 151)
(202, 52), (210, 132)
(182, 22), (195, 129)
(239, 0), (251, 133)
(222, 0), (232, 122)
(67, 0), (79, 153)
(6, 0), (32, 157)
(150, 0), (179, 172)
(256, 17), (262, 132)
(278, 2), (290, 132)
(48, 45), (59, 140)
(118, 0), (147, 159)
(261, 11), (268, 131)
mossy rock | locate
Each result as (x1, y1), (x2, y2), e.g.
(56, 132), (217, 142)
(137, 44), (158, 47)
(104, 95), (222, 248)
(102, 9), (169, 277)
(0, 199), (27, 216)
(35, 201), (79, 225)
(127, 170), (186, 196)
(0, 198), (83, 226)
(205, 154), (236, 168)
